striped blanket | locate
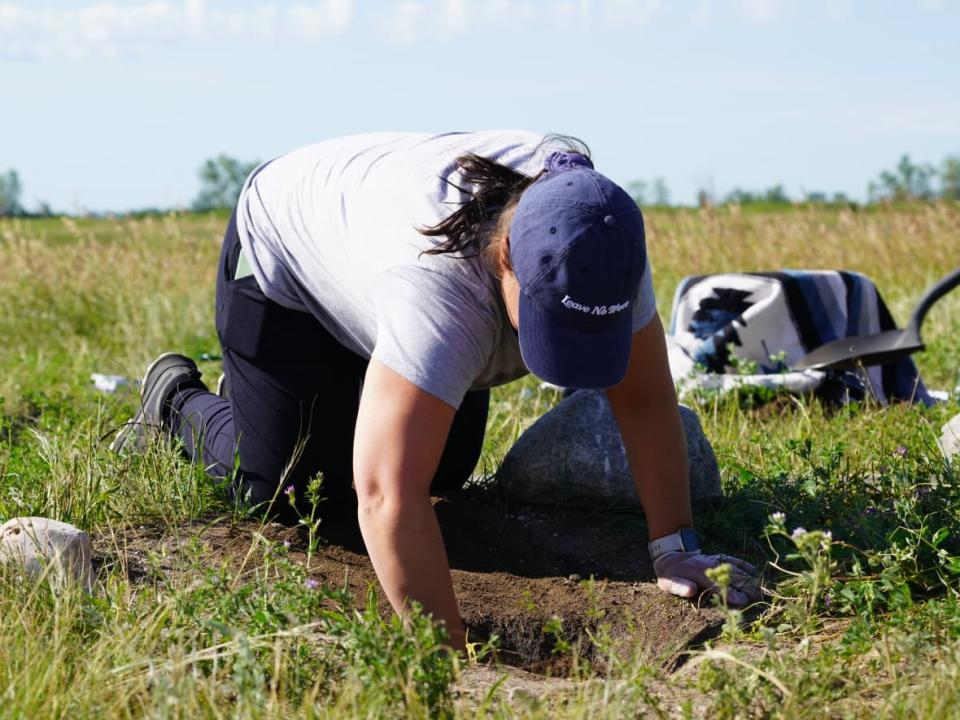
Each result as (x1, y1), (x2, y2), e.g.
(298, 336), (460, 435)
(666, 270), (933, 405)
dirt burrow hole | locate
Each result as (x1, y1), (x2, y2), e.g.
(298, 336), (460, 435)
(98, 491), (725, 675)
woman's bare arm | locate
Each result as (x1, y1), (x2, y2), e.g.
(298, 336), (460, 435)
(605, 315), (758, 604)
(605, 314), (693, 540)
(352, 359), (466, 651)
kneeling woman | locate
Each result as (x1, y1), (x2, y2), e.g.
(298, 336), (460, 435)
(115, 131), (757, 651)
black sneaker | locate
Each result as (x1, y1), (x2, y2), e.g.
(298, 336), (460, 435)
(111, 353), (205, 454)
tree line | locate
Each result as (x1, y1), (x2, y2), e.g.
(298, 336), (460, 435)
(633, 154), (960, 208)
(1, 152), (959, 218)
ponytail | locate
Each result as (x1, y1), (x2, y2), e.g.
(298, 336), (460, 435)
(420, 154), (539, 258)
(420, 134), (591, 260)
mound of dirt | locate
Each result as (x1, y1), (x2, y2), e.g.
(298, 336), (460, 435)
(98, 490), (727, 675)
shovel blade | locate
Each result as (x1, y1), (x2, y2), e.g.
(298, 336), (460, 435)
(794, 328), (924, 371)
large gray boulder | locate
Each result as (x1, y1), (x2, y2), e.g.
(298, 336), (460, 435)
(0, 517), (93, 591)
(941, 413), (960, 462)
(494, 390), (722, 509)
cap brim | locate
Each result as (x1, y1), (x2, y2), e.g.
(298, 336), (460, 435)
(517, 294), (633, 389)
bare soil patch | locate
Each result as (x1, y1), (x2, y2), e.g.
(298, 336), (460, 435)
(94, 489), (726, 675)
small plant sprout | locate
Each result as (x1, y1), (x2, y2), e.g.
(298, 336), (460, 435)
(706, 562), (733, 603)
(706, 562), (744, 639)
(543, 615), (571, 656)
(767, 349), (789, 373)
(300, 474), (326, 565)
(280, 475), (327, 568)
(464, 631), (498, 664)
(764, 519), (836, 633)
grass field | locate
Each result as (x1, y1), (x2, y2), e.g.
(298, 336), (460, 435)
(1, 204), (959, 718)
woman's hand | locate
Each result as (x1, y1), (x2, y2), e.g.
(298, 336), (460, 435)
(654, 551), (759, 606)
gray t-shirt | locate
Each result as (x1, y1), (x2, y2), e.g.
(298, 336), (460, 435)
(235, 131), (657, 408)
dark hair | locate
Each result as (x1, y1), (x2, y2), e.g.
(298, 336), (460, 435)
(420, 134), (590, 260)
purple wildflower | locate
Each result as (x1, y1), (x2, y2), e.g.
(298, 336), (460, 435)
(791, 527), (807, 540)
(304, 578), (319, 591)
(894, 446), (908, 458)
(284, 484), (295, 496)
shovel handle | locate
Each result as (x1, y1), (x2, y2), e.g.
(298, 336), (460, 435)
(911, 267), (960, 332)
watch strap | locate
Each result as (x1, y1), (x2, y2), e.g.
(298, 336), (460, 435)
(648, 528), (700, 561)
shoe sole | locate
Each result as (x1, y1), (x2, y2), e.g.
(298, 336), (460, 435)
(111, 352), (199, 454)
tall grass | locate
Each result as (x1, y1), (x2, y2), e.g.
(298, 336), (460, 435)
(0, 213), (222, 409)
(1, 204), (959, 717)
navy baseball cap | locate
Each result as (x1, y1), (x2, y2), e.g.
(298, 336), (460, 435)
(509, 153), (646, 388)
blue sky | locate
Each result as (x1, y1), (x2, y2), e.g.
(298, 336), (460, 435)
(1, 0), (958, 212)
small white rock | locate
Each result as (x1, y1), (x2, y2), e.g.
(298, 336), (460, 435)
(90, 373), (131, 393)
(941, 414), (960, 462)
(0, 517), (93, 592)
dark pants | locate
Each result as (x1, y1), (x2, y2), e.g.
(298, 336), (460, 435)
(169, 214), (490, 524)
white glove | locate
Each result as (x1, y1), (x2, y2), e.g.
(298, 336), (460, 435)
(653, 551), (759, 606)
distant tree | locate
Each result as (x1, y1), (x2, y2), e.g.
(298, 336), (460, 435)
(941, 156), (960, 200)
(724, 187), (758, 204)
(867, 154), (937, 202)
(651, 177), (670, 206)
(763, 184), (790, 204)
(192, 154), (260, 212)
(725, 184), (790, 205)
(627, 180), (648, 206)
(0, 169), (23, 216)
(627, 178), (671, 207)
(806, 191), (853, 205)
(697, 188), (713, 209)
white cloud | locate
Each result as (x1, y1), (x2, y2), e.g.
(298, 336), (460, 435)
(3, 0), (855, 59)
(207, 6), (279, 40)
(0, 0), (354, 60)
(689, 0), (713, 27)
(437, 0), (469, 35)
(0, 2), (184, 60)
(376, 0), (542, 44)
(373, 0), (662, 45)
(823, 0), (853, 21)
(380, 1), (428, 44)
(288, 1), (355, 39)
(479, 0), (537, 25)
(602, 0), (662, 26)
(184, 0), (205, 35)
(738, 0), (781, 23)
(548, 1), (591, 31)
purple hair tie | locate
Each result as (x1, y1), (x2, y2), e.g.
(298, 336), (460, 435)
(544, 150), (594, 174)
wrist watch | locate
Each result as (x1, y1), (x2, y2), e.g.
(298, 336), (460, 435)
(648, 527), (701, 562)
